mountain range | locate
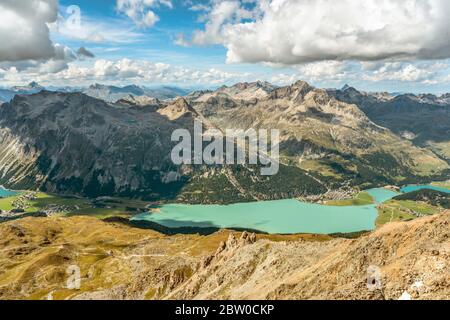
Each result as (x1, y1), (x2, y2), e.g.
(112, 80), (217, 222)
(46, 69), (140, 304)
(0, 82), (190, 104)
(82, 83), (190, 102)
(188, 81), (448, 186)
(0, 81), (44, 103)
(1, 80), (450, 203)
(329, 85), (450, 162)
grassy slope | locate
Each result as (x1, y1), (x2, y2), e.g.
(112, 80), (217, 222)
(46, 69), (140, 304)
(1, 186), (445, 237)
(376, 200), (442, 226)
(325, 192), (374, 206)
(0, 192), (88, 213)
(431, 181), (450, 190)
(376, 188), (450, 225)
(0, 192), (151, 219)
(0, 216), (331, 300)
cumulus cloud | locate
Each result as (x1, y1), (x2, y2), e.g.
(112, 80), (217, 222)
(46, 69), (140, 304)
(296, 61), (351, 81)
(362, 61), (448, 83)
(0, 58), (252, 87)
(0, 44), (77, 75)
(0, 0), (58, 62)
(190, 0), (256, 45)
(116, 0), (173, 28)
(190, 0), (450, 65)
(0, 0), (85, 78)
(282, 60), (450, 86)
(174, 33), (190, 47)
(188, 4), (210, 12)
(3, 56), (449, 88)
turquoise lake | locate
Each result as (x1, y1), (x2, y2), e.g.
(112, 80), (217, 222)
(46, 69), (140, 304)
(132, 188), (399, 234)
(0, 186), (18, 198)
(400, 185), (450, 194)
(1, 184), (443, 234)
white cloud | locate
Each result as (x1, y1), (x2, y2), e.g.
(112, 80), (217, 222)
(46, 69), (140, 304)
(0, 0), (59, 62)
(0, 0), (91, 77)
(191, 1), (242, 45)
(0, 44), (77, 75)
(362, 61), (448, 83)
(188, 4), (210, 12)
(3, 56), (448, 88)
(174, 33), (190, 47)
(272, 60), (450, 86)
(296, 61), (350, 81)
(116, 0), (173, 28)
(0, 58), (252, 87)
(190, 0), (450, 65)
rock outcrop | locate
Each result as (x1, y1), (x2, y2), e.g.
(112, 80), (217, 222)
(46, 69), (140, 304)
(169, 213), (449, 300)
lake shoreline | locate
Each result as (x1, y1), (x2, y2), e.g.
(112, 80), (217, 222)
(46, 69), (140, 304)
(2, 184), (448, 236)
(131, 188), (401, 235)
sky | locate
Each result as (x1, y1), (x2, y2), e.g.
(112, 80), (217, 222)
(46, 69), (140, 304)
(1, 0), (450, 93)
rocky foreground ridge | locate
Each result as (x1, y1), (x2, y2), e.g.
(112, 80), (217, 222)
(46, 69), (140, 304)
(0, 212), (447, 300)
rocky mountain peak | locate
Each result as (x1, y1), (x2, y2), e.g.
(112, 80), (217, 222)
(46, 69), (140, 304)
(0, 90), (201, 199)
(115, 94), (161, 107)
(11, 81), (44, 92)
(255, 80), (273, 87)
(191, 82), (275, 103)
(343, 86), (360, 95)
(4, 91), (108, 120)
(269, 80), (314, 101)
(158, 97), (198, 120)
(231, 81), (274, 92)
(342, 84), (351, 91)
(123, 84), (141, 90)
(292, 80), (313, 90)
(89, 83), (105, 90)
(340, 84), (363, 96)
(28, 81), (41, 89)
(172, 97), (192, 108)
(232, 82), (251, 91)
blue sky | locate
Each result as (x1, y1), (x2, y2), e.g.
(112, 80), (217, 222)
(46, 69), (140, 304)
(1, 0), (450, 93)
(55, 0), (274, 82)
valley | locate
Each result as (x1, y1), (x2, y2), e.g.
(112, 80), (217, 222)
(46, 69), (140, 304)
(2, 79), (450, 233)
(1, 80), (450, 205)
(2, 183), (449, 234)
(0, 80), (449, 300)
(3, 0), (450, 302)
